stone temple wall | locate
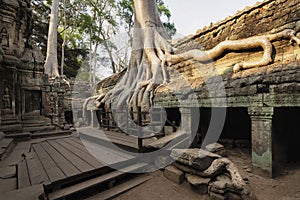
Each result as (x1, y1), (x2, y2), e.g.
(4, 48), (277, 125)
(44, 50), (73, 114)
(154, 0), (300, 108)
(176, 0), (300, 52)
(94, 0), (300, 177)
(153, 0), (300, 178)
(0, 0), (46, 121)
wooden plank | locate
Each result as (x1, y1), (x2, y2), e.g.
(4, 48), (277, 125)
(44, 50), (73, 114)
(48, 163), (149, 200)
(86, 175), (152, 200)
(0, 138), (13, 148)
(32, 143), (66, 182)
(18, 159), (31, 189)
(79, 130), (138, 150)
(68, 136), (87, 146)
(25, 152), (50, 185)
(41, 141), (80, 177)
(146, 130), (186, 149)
(82, 141), (134, 165)
(47, 140), (94, 173)
(106, 132), (139, 143)
(62, 137), (89, 153)
(55, 139), (104, 169)
(82, 140), (133, 164)
(66, 137), (134, 160)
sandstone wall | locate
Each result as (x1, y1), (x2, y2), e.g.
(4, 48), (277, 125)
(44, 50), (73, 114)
(175, 0), (300, 51)
(154, 0), (300, 107)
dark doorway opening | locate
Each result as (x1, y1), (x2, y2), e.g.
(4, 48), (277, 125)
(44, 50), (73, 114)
(273, 108), (300, 164)
(65, 111), (74, 124)
(198, 107), (251, 147)
(24, 90), (42, 116)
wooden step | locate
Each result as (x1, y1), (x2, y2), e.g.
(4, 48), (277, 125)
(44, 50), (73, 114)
(22, 123), (51, 128)
(5, 132), (31, 141)
(30, 130), (71, 139)
(0, 138), (15, 160)
(0, 124), (23, 133)
(78, 128), (138, 150)
(23, 125), (56, 133)
(146, 130), (187, 149)
(47, 162), (149, 200)
(18, 159), (31, 189)
(86, 175), (152, 200)
(22, 119), (51, 126)
(0, 138), (14, 149)
(1, 119), (21, 125)
(1, 114), (18, 121)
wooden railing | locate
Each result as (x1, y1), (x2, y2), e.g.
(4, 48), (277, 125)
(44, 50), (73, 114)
(96, 107), (169, 150)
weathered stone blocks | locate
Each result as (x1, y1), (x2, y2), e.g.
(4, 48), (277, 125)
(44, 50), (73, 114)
(170, 148), (221, 171)
(186, 174), (210, 194)
(165, 147), (255, 200)
(205, 143), (226, 157)
(163, 165), (185, 185)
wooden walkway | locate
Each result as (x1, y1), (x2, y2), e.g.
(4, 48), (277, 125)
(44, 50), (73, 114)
(78, 127), (157, 151)
(18, 135), (137, 192)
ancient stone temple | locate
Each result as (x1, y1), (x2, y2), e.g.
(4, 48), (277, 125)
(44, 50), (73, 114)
(0, 0), (68, 135)
(96, 0), (300, 178)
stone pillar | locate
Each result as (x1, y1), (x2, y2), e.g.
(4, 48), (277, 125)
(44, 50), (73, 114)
(248, 107), (274, 177)
(179, 107), (199, 144)
(92, 110), (98, 127)
(49, 78), (67, 127)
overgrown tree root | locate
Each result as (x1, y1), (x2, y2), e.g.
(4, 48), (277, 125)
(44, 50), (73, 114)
(95, 25), (300, 126)
(166, 29), (300, 73)
(174, 157), (256, 200)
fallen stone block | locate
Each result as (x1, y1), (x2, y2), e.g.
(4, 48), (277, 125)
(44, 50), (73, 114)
(164, 165), (185, 185)
(146, 130), (186, 149)
(170, 148), (220, 171)
(186, 174), (210, 194)
(154, 155), (173, 169)
(214, 174), (235, 191)
(225, 192), (242, 200)
(210, 174), (240, 195)
(205, 143), (226, 156)
(209, 191), (226, 200)
(164, 126), (174, 136)
(209, 191), (242, 200)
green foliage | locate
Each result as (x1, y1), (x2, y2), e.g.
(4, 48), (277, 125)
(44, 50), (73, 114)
(117, 0), (177, 37)
(30, 0), (176, 79)
(31, 0), (89, 78)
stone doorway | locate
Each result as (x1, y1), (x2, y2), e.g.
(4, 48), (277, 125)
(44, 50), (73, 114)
(273, 108), (300, 168)
(23, 90), (42, 117)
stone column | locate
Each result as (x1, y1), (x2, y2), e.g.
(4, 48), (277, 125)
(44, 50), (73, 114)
(248, 107), (274, 177)
(179, 107), (199, 145)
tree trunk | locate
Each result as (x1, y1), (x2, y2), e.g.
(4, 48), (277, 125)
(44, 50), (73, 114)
(61, 0), (67, 76)
(44, 0), (60, 77)
(99, 0), (171, 118)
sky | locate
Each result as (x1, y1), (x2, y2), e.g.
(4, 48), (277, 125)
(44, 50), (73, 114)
(163, 0), (260, 36)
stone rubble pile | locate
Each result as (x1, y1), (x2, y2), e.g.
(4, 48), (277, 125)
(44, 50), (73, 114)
(163, 143), (256, 200)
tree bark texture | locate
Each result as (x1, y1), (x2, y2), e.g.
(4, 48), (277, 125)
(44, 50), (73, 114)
(44, 0), (60, 77)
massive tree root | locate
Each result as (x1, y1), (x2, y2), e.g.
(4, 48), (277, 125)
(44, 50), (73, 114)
(95, 0), (300, 131)
(97, 0), (172, 123)
(166, 29), (300, 73)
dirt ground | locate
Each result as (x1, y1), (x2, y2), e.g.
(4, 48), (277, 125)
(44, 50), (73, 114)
(1, 139), (299, 200)
(115, 148), (300, 200)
